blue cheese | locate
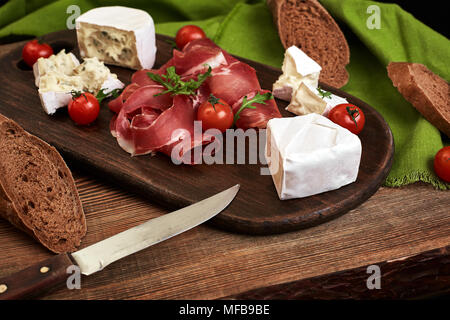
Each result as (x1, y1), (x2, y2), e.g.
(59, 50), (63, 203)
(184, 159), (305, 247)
(33, 50), (124, 115)
(76, 6), (156, 70)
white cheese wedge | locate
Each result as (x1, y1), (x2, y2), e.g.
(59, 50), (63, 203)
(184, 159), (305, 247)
(266, 114), (362, 200)
(286, 84), (349, 117)
(286, 83), (327, 116)
(76, 6), (156, 70)
(315, 89), (349, 117)
(34, 51), (124, 115)
(273, 46), (321, 101)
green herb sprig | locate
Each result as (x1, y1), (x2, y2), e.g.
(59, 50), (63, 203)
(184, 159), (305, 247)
(96, 88), (123, 104)
(233, 92), (274, 126)
(147, 65), (212, 97)
(207, 94), (224, 111)
(317, 87), (332, 99)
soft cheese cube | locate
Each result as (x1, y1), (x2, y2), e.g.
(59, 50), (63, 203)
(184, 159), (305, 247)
(273, 46), (321, 101)
(76, 6), (156, 70)
(266, 114), (362, 200)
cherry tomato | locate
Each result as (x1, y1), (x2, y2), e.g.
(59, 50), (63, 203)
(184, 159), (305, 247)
(197, 95), (233, 133)
(175, 25), (207, 50)
(22, 39), (53, 67)
(434, 146), (450, 182)
(328, 103), (365, 134)
(68, 92), (100, 125)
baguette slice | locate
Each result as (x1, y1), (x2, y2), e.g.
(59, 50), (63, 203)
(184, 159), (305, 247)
(267, 0), (350, 88)
(0, 114), (86, 253)
(387, 62), (450, 137)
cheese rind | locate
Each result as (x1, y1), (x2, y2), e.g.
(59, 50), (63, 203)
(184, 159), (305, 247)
(273, 46), (321, 101)
(316, 89), (349, 117)
(76, 6), (156, 70)
(266, 114), (362, 200)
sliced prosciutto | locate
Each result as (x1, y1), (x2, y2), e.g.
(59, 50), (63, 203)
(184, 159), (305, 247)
(108, 37), (281, 163)
(207, 61), (261, 106)
(173, 45), (226, 76)
(232, 90), (282, 130)
(183, 38), (238, 65)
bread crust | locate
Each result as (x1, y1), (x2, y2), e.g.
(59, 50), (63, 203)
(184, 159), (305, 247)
(0, 115), (86, 253)
(267, 0), (350, 88)
(387, 62), (450, 137)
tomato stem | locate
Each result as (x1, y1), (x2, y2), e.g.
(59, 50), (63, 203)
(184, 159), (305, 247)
(346, 106), (360, 128)
(207, 94), (224, 112)
(70, 90), (88, 102)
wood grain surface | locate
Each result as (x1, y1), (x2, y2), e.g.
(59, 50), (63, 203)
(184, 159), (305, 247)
(0, 30), (394, 235)
(0, 36), (448, 300)
(0, 171), (448, 299)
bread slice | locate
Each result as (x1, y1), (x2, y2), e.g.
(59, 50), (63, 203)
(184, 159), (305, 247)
(387, 62), (450, 137)
(267, 0), (350, 88)
(0, 114), (86, 253)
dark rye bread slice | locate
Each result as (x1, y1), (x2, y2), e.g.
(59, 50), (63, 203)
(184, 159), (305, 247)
(267, 0), (350, 88)
(0, 114), (86, 253)
(387, 62), (450, 137)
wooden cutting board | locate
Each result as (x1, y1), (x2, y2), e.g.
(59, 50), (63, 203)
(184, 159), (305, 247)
(0, 30), (394, 235)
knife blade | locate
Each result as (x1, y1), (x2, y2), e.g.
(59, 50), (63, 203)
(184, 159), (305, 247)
(0, 184), (239, 299)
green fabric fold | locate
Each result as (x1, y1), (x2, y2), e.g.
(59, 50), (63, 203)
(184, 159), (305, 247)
(0, 0), (448, 189)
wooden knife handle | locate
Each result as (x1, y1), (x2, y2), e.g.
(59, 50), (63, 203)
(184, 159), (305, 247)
(0, 253), (75, 300)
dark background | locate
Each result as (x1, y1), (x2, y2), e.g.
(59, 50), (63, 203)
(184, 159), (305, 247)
(376, 0), (448, 37)
(0, 0), (447, 38)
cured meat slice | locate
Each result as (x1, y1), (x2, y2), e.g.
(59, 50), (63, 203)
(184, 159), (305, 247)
(112, 95), (214, 163)
(109, 37), (281, 163)
(207, 61), (261, 106)
(173, 46), (226, 76)
(232, 90), (282, 129)
(108, 83), (140, 113)
(114, 95), (193, 156)
(121, 85), (173, 112)
(183, 38), (238, 64)
(131, 58), (175, 87)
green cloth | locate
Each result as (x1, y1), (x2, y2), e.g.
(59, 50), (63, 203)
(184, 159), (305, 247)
(0, 0), (449, 189)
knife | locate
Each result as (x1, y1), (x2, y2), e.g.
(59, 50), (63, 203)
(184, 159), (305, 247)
(0, 184), (239, 300)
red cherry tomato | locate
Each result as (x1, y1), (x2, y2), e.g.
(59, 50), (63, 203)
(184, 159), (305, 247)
(197, 95), (233, 133)
(68, 92), (100, 125)
(175, 25), (207, 49)
(328, 103), (366, 134)
(434, 146), (450, 182)
(22, 39), (53, 67)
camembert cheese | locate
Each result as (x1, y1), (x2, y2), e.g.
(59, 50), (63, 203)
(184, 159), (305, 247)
(266, 114), (362, 200)
(273, 46), (321, 101)
(76, 6), (156, 70)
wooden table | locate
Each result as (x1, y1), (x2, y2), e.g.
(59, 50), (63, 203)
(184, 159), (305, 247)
(0, 42), (448, 300)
